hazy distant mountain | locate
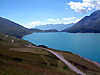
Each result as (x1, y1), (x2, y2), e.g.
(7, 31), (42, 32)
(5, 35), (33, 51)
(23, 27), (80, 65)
(29, 28), (58, 32)
(32, 23), (74, 31)
(0, 17), (43, 38)
(0, 17), (58, 38)
(66, 10), (100, 33)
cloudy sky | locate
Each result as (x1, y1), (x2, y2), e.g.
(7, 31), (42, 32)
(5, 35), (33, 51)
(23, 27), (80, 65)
(0, 0), (100, 28)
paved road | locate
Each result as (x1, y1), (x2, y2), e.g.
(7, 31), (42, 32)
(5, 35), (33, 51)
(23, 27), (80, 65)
(26, 46), (86, 75)
(44, 49), (86, 75)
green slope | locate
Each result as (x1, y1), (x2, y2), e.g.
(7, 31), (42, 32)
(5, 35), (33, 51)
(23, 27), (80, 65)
(0, 17), (100, 75)
(0, 33), (100, 75)
(0, 17), (32, 38)
(0, 33), (76, 75)
(0, 17), (58, 38)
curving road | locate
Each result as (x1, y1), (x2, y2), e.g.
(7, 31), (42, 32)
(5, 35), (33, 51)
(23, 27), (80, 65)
(26, 45), (85, 75)
(44, 49), (86, 75)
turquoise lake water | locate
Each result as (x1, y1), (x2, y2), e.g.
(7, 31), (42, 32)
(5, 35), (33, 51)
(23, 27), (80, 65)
(23, 32), (100, 63)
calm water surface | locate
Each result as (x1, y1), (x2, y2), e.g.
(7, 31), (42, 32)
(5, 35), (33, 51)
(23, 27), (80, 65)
(23, 32), (100, 63)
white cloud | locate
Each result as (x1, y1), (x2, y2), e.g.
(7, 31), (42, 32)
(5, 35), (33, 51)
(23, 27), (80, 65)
(63, 18), (82, 24)
(83, 0), (91, 2)
(88, 8), (92, 10)
(47, 18), (60, 21)
(29, 21), (42, 27)
(63, 17), (76, 20)
(73, 18), (82, 23)
(75, 9), (88, 14)
(65, 8), (68, 10)
(68, 0), (100, 14)
(28, 17), (82, 28)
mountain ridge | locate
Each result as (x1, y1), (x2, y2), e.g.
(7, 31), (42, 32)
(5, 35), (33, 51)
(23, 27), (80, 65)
(32, 23), (74, 31)
(63, 10), (100, 33)
(0, 16), (100, 75)
(0, 17), (58, 38)
(0, 17), (32, 38)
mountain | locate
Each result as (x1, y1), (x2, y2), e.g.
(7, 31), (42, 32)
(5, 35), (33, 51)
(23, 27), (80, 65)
(65, 10), (100, 33)
(0, 17), (100, 75)
(29, 29), (58, 32)
(61, 27), (72, 32)
(0, 17), (58, 38)
(32, 23), (74, 31)
(0, 17), (33, 38)
(45, 29), (58, 32)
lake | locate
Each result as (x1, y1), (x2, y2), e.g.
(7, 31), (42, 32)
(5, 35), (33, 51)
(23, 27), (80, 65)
(23, 32), (100, 63)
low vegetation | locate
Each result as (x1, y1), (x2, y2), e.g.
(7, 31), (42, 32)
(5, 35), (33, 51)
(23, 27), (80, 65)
(0, 10), (100, 75)
(0, 33), (100, 75)
(48, 48), (100, 75)
(0, 17), (58, 39)
(0, 33), (77, 75)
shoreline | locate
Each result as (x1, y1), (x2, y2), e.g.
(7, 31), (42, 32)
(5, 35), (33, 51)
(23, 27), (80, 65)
(77, 54), (100, 67)
(26, 43), (100, 68)
(22, 33), (100, 68)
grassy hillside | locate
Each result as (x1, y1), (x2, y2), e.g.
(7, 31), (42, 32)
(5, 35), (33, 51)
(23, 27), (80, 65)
(48, 48), (100, 75)
(0, 17), (59, 38)
(0, 33), (77, 75)
(0, 33), (100, 75)
(0, 17), (32, 38)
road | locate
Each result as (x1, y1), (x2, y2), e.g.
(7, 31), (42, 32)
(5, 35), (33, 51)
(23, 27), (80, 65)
(26, 45), (86, 75)
(44, 48), (86, 75)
